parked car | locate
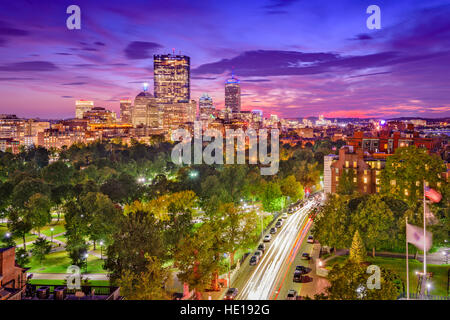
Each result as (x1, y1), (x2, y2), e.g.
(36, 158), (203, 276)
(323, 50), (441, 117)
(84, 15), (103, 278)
(263, 234), (271, 242)
(249, 255), (259, 266)
(281, 213), (288, 219)
(295, 265), (309, 274)
(286, 289), (297, 300)
(293, 270), (302, 282)
(288, 207), (295, 214)
(301, 253), (311, 260)
(275, 221), (282, 228)
(270, 227), (277, 234)
(307, 235), (314, 244)
(224, 288), (238, 300)
(254, 250), (263, 258)
(257, 243), (265, 253)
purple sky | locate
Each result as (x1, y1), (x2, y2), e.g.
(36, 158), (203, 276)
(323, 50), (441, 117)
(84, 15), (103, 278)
(0, 0), (449, 119)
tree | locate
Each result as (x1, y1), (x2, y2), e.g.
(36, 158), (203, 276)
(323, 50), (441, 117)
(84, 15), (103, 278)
(42, 161), (74, 186)
(25, 193), (52, 235)
(327, 260), (400, 300)
(7, 208), (32, 250)
(15, 247), (30, 267)
(116, 255), (170, 300)
(11, 177), (50, 209)
(105, 210), (164, 283)
(280, 175), (304, 202)
(312, 195), (352, 249)
(380, 146), (446, 205)
(352, 195), (395, 256)
(337, 169), (357, 195)
(32, 237), (52, 264)
(261, 181), (284, 212)
(349, 230), (366, 263)
(217, 203), (258, 266)
(174, 222), (221, 300)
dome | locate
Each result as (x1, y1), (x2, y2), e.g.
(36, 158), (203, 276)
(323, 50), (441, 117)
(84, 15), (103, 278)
(136, 91), (153, 98)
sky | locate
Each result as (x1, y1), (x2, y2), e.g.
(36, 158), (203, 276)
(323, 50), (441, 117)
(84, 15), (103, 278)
(0, 0), (449, 119)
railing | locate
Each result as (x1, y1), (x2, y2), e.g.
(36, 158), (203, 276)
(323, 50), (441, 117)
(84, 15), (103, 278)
(397, 292), (449, 300)
(25, 284), (120, 299)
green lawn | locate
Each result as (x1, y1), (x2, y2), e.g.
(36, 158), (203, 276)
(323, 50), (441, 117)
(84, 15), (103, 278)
(26, 250), (108, 274)
(327, 255), (449, 296)
(40, 223), (66, 237)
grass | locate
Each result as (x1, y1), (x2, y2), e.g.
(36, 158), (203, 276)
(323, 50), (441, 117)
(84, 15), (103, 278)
(26, 250), (108, 274)
(327, 255), (449, 296)
(40, 223), (66, 237)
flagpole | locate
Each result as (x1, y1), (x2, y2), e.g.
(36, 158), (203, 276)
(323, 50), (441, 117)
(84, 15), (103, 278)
(406, 216), (409, 300)
(423, 181), (427, 296)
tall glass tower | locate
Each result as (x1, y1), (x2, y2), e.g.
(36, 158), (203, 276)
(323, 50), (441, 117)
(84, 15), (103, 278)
(153, 54), (190, 103)
(225, 72), (241, 113)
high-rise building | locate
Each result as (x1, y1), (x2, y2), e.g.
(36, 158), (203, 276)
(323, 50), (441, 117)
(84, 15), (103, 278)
(225, 72), (241, 113)
(120, 99), (132, 124)
(154, 54), (190, 103)
(75, 100), (94, 119)
(132, 86), (161, 129)
(199, 93), (215, 122)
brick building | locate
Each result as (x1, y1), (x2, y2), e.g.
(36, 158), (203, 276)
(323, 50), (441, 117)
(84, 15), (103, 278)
(0, 247), (27, 300)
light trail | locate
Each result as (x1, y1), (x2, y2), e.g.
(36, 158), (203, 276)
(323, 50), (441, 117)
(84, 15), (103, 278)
(236, 200), (314, 300)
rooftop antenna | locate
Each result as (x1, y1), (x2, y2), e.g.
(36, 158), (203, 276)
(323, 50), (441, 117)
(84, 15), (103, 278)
(143, 82), (148, 92)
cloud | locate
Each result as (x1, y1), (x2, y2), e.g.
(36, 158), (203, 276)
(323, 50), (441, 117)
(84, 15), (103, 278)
(61, 96), (74, 98)
(124, 41), (163, 59)
(263, 0), (299, 9)
(193, 49), (436, 77)
(348, 33), (373, 41)
(94, 41), (106, 46)
(62, 82), (87, 86)
(0, 61), (58, 72)
(0, 20), (29, 37)
(0, 77), (38, 81)
(191, 76), (217, 80)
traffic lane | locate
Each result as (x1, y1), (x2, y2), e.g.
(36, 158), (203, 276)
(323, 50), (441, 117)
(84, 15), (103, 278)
(274, 230), (314, 300)
(236, 202), (314, 300)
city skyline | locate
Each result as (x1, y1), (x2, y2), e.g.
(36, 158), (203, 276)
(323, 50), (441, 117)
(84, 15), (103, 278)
(0, 0), (449, 119)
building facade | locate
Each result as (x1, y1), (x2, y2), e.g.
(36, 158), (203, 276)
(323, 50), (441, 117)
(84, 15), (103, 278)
(225, 73), (241, 113)
(75, 100), (94, 119)
(154, 54), (190, 103)
(120, 99), (132, 124)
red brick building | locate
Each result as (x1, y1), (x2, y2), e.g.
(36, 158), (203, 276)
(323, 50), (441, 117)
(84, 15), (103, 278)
(0, 247), (27, 300)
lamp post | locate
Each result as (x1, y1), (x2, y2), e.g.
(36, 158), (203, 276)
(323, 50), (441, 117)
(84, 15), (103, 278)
(50, 228), (54, 243)
(84, 253), (89, 273)
(99, 241), (104, 260)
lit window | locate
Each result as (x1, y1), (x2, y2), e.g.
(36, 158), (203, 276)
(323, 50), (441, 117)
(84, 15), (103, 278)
(376, 187), (380, 193)
(345, 161), (349, 168)
(353, 178), (357, 183)
(364, 177), (368, 184)
(353, 161), (357, 168)
(336, 176), (339, 182)
(391, 180), (396, 186)
(404, 189), (409, 196)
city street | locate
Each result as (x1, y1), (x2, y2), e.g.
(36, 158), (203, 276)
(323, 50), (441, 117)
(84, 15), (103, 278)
(233, 199), (316, 300)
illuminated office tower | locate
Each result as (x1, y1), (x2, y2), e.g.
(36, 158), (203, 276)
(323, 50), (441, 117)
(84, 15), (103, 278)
(225, 72), (241, 113)
(120, 98), (132, 123)
(132, 83), (160, 128)
(199, 93), (215, 121)
(75, 100), (94, 119)
(154, 54), (190, 103)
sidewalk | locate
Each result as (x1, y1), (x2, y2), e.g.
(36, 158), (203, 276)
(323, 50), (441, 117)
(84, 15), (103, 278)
(30, 272), (109, 281)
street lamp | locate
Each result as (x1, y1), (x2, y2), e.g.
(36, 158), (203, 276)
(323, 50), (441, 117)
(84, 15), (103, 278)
(5, 232), (11, 238)
(50, 228), (54, 243)
(99, 241), (104, 260)
(84, 253), (89, 273)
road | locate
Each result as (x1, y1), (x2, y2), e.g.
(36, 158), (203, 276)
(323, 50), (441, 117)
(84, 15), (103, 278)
(233, 199), (316, 300)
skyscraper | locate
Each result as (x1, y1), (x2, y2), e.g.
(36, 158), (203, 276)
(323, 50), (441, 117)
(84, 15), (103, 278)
(132, 84), (161, 129)
(75, 100), (94, 119)
(154, 54), (190, 103)
(120, 98), (132, 124)
(225, 72), (241, 113)
(199, 93), (215, 121)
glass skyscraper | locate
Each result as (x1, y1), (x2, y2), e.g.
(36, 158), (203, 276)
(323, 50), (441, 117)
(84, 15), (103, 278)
(225, 72), (241, 113)
(153, 54), (190, 103)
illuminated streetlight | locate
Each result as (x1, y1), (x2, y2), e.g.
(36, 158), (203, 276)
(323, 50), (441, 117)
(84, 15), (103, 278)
(50, 228), (54, 243)
(100, 240), (104, 260)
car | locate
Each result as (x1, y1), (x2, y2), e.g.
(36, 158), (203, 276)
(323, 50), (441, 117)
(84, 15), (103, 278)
(288, 207), (295, 214)
(307, 235), (314, 244)
(295, 265), (309, 274)
(302, 253), (311, 260)
(254, 250), (263, 258)
(224, 288), (238, 300)
(281, 213), (288, 219)
(286, 289), (297, 300)
(263, 234), (271, 242)
(257, 243), (265, 253)
(270, 227), (277, 234)
(275, 221), (282, 228)
(249, 255), (259, 266)
(293, 270), (302, 282)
